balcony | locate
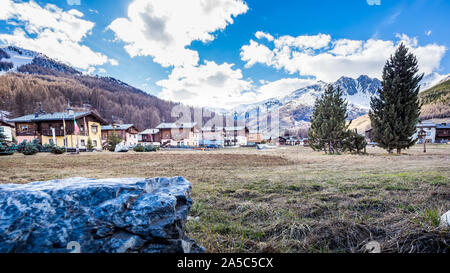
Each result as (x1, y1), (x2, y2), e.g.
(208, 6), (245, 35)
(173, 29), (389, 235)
(41, 129), (65, 136)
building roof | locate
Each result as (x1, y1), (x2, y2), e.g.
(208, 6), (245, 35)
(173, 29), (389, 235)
(101, 124), (135, 131)
(0, 119), (14, 128)
(436, 123), (450, 129)
(9, 111), (108, 125)
(156, 122), (197, 129)
(139, 128), (159, 135)
(417, 121), (436, 127)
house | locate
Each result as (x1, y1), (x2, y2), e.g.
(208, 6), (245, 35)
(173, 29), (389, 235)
(0, 119), (14, 142)
(413, 121), (437, 143)
(9, 109), (107, 150)
(101, 124), (139, 147)
(156, 122), (200, 147)
(200, 126), (225, 147)
(285, 137), (300, 146)
(247, 130), (263, 145)
(138, 129), (161, 145)
(435, 123), (450, 143)
(223, 126), (248, 146)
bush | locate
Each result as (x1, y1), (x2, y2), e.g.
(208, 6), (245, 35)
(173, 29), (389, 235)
(144, 144), (158, 152)
(133, 144), (145, 152)
(23, 142), (39, 155)
(17, 140), (27, 152)
(48, 144), (65, 154)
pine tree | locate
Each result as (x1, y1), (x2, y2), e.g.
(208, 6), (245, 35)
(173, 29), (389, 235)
(86, 137), (94, 151)
(0, 127), (13, 155)
(107, 133), (122, 152)
(369, 43), (423, 154)
(309, 85), (349, 154)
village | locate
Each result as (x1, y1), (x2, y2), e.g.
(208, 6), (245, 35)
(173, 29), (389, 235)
(1, 103), (448, 154)
(0, 105), (309, 153)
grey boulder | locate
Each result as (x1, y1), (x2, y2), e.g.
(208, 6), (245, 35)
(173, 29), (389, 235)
(0, 176), (204, 253)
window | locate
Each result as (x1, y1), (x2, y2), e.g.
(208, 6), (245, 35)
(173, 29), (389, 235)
(91, 126), (98, 133)
(81, 139), (86, 146)
(93, 140), (97, 147)
(63, 139), (67, 146)
(427, 132), (431, 136)
(49, 139), (54, 145)
(80, 125), (85, 132)
(21, 125), (28, 131)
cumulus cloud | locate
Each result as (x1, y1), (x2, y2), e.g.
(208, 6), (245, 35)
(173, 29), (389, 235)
(107, 0), (248, 67)
(241, 32), (447, 82)
(256, 78), (317, 100)
(157, 61), (254, 109)
(0, 0), (114, 69)
(157, 60), (319, 108)
(255, 31), (274, 41)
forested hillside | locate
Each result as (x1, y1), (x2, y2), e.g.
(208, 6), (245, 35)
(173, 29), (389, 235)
(0, 72), (178, 130)
(419, 77), (450, 120)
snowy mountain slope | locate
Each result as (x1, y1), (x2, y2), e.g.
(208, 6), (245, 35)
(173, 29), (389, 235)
(0, 46), (80, 75)
(223, 75), (382, 131)
(0, 46), (37, 73)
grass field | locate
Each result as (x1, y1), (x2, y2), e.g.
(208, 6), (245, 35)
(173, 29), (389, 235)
(0, 145), (449, 253)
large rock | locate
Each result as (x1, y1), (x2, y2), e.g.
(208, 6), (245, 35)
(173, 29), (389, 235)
(114, 143), (128, 152)
(0, 177), (204, 253)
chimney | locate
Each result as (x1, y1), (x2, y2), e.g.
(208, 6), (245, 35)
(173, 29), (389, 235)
(34, 112), (39, 118)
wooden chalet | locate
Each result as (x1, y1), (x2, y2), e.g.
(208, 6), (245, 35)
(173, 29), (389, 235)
(9, 109), (107, 150)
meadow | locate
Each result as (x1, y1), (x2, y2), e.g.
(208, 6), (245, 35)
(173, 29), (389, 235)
(0, 145), (449, 253)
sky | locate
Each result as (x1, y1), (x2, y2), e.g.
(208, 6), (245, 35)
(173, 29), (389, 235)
(0, 0), (449, 109)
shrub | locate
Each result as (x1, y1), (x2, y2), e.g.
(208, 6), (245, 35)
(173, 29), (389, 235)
(23, 142), (39, 155)
(133, 144), (145, 152)
(49, 144), (65, 154)
(144, 144), (158, 152)
(17, 140), (27, 152)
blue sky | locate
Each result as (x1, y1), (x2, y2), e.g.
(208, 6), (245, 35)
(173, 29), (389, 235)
(0, 0), (449, 109)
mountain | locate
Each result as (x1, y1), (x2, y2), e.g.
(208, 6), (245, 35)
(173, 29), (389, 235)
(0, 46), (178, 130)
(226, 75), (382, 131)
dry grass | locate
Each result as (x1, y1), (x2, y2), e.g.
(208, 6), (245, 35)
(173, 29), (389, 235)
(0, 145), (449, 253)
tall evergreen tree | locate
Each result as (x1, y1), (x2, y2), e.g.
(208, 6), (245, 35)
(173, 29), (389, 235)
(309, 85), (349, 154)
(0, 127), (13, 156)
(369, 43), (423, 154)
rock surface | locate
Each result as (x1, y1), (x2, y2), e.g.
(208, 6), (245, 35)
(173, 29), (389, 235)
(0, 177), (204, 253)
(114, 143), (129, 152)
(440, 210), (450, 227)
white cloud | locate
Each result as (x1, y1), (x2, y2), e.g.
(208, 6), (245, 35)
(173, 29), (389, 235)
(255, 31), (274, 41)
(157, 60), (319, 108)
(109, 59), (119, 66)
(0, 0), (115, 69)
(107, 0), (248, 67)
(157, 61), (254, 109)
(425, 30), (432, 36)
(256, 78), (317, 100)
(241, 32), (447, 82)
(240, 40), (273, 68)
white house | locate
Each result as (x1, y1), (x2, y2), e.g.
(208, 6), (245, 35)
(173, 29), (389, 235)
(0, 119), (14, 142)
(413, 121), (436, 143)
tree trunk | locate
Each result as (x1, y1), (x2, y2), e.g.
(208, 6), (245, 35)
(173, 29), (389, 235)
(397, 148), (401, 155)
